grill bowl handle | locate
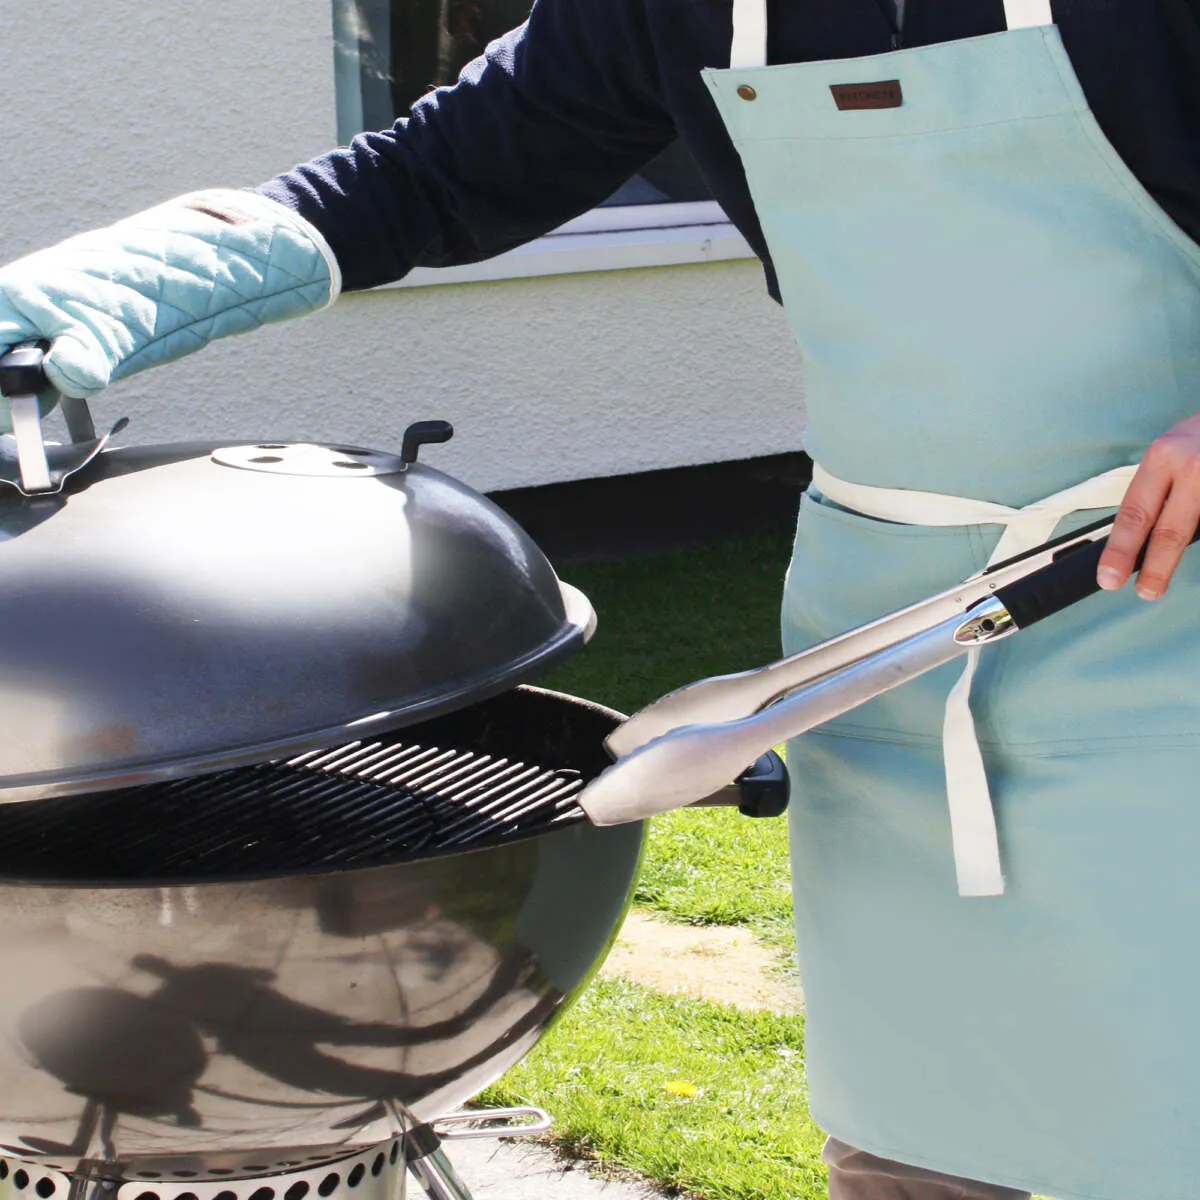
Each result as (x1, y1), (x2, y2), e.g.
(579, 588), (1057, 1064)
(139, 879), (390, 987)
(690, 749), (789, 818)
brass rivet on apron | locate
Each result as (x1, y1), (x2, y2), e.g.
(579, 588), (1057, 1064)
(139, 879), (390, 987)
(736, 84), (758, 101)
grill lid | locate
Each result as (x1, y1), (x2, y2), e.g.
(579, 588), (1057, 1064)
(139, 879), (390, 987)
(0, 351), (595, 804)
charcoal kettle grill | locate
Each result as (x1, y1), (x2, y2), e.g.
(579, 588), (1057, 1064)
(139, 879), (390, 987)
(0, 346), (787, 1200)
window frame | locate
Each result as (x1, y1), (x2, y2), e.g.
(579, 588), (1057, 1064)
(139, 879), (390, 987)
(387, 202), (755, 290)
(332, 0), (755, 288)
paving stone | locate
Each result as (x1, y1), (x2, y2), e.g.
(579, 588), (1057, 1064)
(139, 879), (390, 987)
(432, 1136), (669, 1200)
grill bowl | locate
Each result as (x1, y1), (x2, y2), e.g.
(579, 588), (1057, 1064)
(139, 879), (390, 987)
(0, 688), (642, 1173)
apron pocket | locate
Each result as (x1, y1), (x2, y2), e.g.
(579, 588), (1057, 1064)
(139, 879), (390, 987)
(782, 490), (989, 746)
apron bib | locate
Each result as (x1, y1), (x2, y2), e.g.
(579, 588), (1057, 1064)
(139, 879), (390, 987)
(702, 4), (1200, 1197)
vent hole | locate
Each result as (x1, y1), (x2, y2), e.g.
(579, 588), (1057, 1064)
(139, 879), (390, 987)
(133, 1193), (157, 1200)
(257, 445), (288, 450)
(332, 461), (368, 470)
(318, 1176), (341, 1197)
(0, 1162), (9, 1180)
(389, 1142), (400, 1165)
(14, 1170), (30, 1190)
(215, 1191), (239, 1200)
(35, 1181), (56, 1198)
(347, 1164), (366, 1188)
(249, 1189), (275, 1200)
(176, 1192), (199, 1200)
(371, 1154), (384, 1177)
(286, 1184), (310, 1200)
(248, 456), (284, 465)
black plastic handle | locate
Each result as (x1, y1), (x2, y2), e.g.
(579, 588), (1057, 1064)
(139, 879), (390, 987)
(996, 525), (1200, 629)
(733, 749), (789, 818)
(0, 341), (50, 397)
(400, 420), (454, 466)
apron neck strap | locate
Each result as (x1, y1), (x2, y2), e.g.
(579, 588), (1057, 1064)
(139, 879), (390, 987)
(728, 0), (1053, 69)
(1004, 0), (1053, 28)
(729, 0), (766, 69)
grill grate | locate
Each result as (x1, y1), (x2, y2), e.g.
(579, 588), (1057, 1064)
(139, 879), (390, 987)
(0, 688), (620, 884)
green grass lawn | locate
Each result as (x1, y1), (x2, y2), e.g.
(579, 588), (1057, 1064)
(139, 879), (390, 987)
(480, 977), (826, 1200)
(480, 534), (820, 1198)
(635, 805), (794, 949)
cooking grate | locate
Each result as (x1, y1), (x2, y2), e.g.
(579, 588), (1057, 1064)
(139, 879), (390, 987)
(0, 688), (619, 884)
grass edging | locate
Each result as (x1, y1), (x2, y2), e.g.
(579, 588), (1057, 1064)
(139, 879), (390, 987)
(478, 976), (824, 1200)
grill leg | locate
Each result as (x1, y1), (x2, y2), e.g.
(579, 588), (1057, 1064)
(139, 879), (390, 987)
(65, 1173), (117, 1200)
(407, 1147), (476, 1200)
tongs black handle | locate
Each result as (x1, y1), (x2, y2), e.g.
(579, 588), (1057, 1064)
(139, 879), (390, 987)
(996, 521), (1200, 629)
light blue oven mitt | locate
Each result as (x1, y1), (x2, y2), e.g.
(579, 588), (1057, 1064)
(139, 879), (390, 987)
(0, 189), (340, 399)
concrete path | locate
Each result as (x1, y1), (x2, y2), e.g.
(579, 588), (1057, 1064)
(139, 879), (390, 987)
(434, 1135), (669, 1200)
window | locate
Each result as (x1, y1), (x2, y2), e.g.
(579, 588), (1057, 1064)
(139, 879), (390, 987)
(331, 0), (752, 284)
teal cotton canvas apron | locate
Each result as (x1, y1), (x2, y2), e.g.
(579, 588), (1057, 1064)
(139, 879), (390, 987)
(702, 3), (1200, 1197)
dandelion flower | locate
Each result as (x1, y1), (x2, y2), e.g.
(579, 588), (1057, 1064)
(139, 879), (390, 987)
(663, 1080), (700, 1099)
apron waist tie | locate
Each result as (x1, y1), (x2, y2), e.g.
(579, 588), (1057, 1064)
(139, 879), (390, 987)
(810, 461), (1136, 897)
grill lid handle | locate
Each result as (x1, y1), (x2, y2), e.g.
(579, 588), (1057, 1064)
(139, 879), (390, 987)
(0, 342), (128, 497)
(401, 419), (454, 466)
(0, 341), (51, 397)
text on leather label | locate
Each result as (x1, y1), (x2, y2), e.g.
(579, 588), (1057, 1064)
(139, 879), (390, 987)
(830, 80), (903, 110)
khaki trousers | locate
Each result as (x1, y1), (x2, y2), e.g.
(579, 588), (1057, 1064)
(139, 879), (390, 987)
(823, 1139), (1032, 1200)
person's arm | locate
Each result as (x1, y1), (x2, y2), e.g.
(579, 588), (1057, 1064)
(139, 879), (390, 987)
(259, 0), (677, 290)
(0, 0), (674, 397)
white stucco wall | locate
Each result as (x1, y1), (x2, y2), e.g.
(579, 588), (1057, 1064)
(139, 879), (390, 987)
(0, 0), (805, 493)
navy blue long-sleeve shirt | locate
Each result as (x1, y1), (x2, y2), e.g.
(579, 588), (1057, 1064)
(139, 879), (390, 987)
(260, 0), (1200, 299)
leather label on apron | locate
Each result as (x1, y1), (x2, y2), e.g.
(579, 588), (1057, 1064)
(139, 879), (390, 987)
(830, 80), (903, 110)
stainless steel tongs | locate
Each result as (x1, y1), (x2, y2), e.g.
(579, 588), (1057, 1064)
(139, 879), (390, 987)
(579, 513), (1197, 826)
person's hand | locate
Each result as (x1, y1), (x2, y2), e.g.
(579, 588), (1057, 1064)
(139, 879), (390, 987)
(0, 190), (338, 401)
(1097, 412), (1200, 600)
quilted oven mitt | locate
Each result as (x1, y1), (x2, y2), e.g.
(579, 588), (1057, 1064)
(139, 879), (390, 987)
(0, 189), (340, 399)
